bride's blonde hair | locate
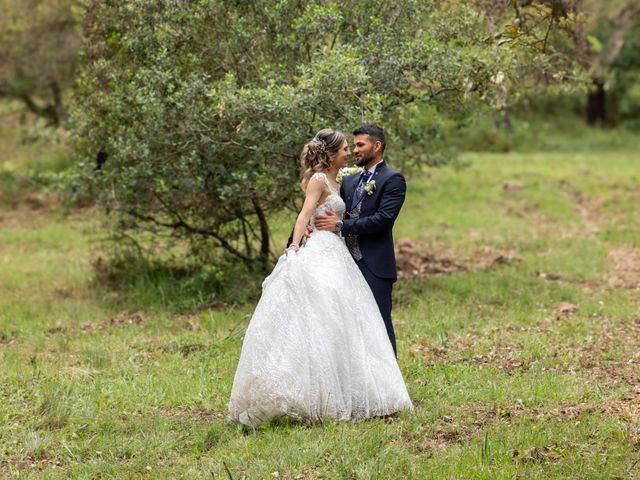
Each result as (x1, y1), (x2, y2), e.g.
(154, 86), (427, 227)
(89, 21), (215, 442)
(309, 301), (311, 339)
(300, 128), (346, 190)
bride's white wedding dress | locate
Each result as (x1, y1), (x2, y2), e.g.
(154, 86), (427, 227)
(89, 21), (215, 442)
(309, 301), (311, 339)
(228, 172), (412, 427)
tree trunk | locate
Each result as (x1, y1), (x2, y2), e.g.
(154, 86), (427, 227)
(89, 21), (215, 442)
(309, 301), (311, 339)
(501, 106), (513, 132)
(18, 93), (60, 127)
(586, 77), (606, 126)
(251, 197), (271, 270)
(51, 81), (68, 125)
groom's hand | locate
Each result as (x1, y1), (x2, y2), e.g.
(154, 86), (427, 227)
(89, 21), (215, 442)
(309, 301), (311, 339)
(314, 211), (339, 231)
(305, 225), (313, 238)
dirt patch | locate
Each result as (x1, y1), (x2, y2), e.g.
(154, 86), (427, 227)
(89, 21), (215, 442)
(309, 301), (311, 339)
(80, 312), (146, 331)
(0, 208), (46, 225)
(411, 339), (529, 374)
(397, 416), (478, 453)
(171, 314), (201, 331)
(520, 398), (640, 425)
(468, 246), (522, 270)
(560, 179), (605, 233)
(608, 247), (640, 291)
(395, 240), (522, 279)
(52, 287), (89, 301)
(419, 424), (475, 451)
(288, 465), (325, 480)
(512, 443), (565, 464)
(0, 332), (15, 345)
(395, 393), (639, 460)
(12, 191), (51, 210)
(536, 271), (563, 281)
(553, 302), (579, 318)
(547, 317), (640, 403)
(0, 457), (64, 476)
(503, 180), (524, 194)
(156, 406), (227, 423)
(395, 240), (466, 278)
(574, 195), (605, 233)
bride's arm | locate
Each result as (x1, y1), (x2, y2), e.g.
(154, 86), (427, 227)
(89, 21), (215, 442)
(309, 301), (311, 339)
(289, 177), (324, 248)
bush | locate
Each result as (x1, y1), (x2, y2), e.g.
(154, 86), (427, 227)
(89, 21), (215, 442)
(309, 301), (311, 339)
(71, 0), (575, 268)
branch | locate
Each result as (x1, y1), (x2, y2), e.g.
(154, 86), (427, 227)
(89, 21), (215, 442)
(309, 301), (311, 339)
(195, 123), (295, 158)
(542, 12), (555, 53)
(125, 206), (253, 266)
(604, 2), (640, 66)
(0, 84), (61, 126)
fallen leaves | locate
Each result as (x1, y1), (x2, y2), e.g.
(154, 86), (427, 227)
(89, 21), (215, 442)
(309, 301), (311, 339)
(395, 240), (522, 279)
(411, 338), (528, 374)
(395, 240), (466, 278)
(80, 312), (146, 331)
(503, 180), (523, 194)
(553, 302), (579, 318)
(512, 443), (564, 464)
(536, 271), (562, 281)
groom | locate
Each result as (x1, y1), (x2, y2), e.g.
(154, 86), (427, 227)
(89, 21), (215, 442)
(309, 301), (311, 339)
(315, 125), (406, 357)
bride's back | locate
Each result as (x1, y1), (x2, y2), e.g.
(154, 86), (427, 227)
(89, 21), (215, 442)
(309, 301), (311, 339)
(308, 172), (345, 228)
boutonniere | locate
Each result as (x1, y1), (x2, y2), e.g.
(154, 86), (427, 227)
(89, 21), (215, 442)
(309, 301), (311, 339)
(363, 180), (376, 195)
(336, 166), (363, 184)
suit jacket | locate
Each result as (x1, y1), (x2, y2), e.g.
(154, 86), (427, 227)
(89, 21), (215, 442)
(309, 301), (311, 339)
(340, 162), (406, 281)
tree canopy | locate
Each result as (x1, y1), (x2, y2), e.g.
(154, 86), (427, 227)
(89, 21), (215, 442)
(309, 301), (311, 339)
(71, 0), (582, 268)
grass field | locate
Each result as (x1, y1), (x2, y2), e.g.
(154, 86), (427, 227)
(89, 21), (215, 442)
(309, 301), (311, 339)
(1, 113), (640, 478)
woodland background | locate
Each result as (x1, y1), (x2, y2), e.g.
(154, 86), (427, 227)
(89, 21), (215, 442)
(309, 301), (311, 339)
(1, 1), (639, 478)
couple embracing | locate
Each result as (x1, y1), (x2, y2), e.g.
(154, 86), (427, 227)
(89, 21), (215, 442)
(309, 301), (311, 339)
(228, 125), (413, 427)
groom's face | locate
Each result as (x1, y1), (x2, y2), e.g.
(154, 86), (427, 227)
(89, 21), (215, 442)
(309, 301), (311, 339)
(353, 134), (379, 167)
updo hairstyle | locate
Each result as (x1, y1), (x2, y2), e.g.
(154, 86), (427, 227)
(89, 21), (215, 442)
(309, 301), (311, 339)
(300, 128), (346, 189)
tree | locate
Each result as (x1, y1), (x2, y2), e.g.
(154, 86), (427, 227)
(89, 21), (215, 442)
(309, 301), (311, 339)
(0, 0), (82, 126)
(577, 0), (640, 125)
(479, 0), (640, 126)
(71, 0), (575, 269)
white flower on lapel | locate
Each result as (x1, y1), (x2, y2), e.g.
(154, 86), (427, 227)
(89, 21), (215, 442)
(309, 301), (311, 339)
(336, 166), (363, 184)
(363, 180), (376, 196)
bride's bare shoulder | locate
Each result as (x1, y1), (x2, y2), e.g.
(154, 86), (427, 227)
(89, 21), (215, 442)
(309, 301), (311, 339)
(304, 175), (327, 195)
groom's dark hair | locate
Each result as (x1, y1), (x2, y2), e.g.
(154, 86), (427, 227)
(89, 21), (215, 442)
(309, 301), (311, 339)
(353, 124), (386, 152)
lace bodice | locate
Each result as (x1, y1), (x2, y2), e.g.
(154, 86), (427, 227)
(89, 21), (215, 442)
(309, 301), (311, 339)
(309, 172), (345, 228)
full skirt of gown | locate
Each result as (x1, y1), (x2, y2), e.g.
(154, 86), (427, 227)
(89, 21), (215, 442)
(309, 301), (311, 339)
(227, 230), (413, 427)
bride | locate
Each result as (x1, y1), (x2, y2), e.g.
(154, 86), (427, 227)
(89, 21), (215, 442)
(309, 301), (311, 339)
(227, 128), (413, 427)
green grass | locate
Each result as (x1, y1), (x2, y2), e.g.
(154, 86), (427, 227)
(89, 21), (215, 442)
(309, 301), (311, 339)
(0, 103), (71, 212)
(1, 121), (640, 477)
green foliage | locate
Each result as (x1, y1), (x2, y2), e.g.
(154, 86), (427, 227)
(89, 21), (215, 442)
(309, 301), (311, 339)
(73, 0), (578, 266)
(0, 0), (82, 125)
(609, 26), (640, 127)
(437, 108), (640, 154)
(0, 105), (75, 209)
(92, 247), (263, 312)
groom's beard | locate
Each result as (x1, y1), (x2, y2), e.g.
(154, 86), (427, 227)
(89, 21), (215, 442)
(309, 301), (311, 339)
(355, 152), (374, 167)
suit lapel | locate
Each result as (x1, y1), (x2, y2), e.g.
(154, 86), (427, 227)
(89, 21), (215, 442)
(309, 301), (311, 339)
(359, 162), (386, 214)
(344, 163), (388, 214)
(344, 174), (356, 212)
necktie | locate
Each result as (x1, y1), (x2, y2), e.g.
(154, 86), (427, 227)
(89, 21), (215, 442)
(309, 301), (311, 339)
(358, 170), (372, 188)
(347, 170), (372, 261)
(352, 170), (372, 207)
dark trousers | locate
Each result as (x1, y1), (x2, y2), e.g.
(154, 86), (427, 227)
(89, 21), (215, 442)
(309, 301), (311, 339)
(356, 259), (397, 357)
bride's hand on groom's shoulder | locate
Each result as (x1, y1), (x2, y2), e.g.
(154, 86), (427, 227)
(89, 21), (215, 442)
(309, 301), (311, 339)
(314, 211), (339, 232)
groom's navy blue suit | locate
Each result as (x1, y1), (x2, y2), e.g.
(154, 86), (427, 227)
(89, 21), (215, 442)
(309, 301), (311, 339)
(340, 162), (406, 356)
